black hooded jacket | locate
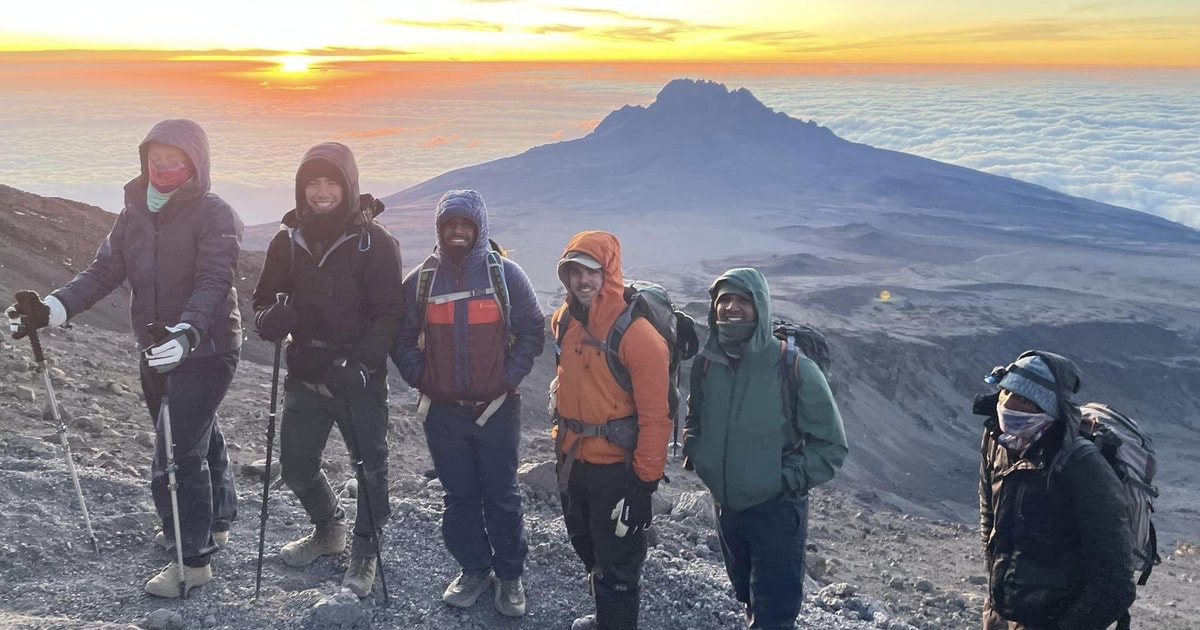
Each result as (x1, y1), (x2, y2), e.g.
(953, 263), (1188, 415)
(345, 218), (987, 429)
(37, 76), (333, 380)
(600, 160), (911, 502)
(977, 351), (1135, 629)
(252, 142), (404, 383)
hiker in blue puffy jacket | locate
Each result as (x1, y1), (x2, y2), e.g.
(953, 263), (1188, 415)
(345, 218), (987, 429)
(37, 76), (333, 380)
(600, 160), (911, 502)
(390, 190), (544, 617)
(682, 267), (847, 630)
(6, 119), (242, 597)
(977, 351), (1135, 629)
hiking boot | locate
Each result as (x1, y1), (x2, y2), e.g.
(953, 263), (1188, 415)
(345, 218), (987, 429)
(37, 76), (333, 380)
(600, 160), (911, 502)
(442, 569), (494, 608)
(280, 519), (347, 567)
(144, 561), (212, 598)
(342, 555), (377, 598)
(155, 529), (229, 550)
(494, 576), (526, 617)
(571, 614), (597, 630)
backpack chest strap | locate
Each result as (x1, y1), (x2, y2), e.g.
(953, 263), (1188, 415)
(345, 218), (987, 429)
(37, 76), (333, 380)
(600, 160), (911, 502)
(428, 287), (496, 305)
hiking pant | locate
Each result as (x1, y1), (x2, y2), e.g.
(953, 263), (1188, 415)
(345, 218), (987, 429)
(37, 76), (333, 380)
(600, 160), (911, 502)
(715, 491), (809, 630)
(279, 372), (391, 539)
(562, 461), (646, 630)
(141, 350), (239, 568)
(424, 394), (528, 580)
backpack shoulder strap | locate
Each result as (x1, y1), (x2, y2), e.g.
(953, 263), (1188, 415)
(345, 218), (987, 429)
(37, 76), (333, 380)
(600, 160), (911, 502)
(487, 248), (511, 333)
(415, 253), (440, 330)
(779, 340), (803, 444)
(554, 308), (574, 366)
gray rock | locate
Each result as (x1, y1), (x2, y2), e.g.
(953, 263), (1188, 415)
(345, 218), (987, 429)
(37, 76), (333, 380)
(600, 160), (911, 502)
(304, 591), (372, 629)
(673, 491), (716, 528)
(241, 458), (282, 481)
(517, 459), (557, 500)
(15, 386), (37, 401)
(7, 435), (58, 459)
(915, 579), (935, 593)
(146, 608), (185, 630)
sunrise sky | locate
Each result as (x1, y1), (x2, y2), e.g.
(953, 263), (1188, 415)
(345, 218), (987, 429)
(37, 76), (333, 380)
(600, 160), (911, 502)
(3, 0), (1199, 66)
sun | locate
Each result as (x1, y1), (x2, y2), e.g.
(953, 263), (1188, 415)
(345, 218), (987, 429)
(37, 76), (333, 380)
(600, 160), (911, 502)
(275, 54), (316, 73)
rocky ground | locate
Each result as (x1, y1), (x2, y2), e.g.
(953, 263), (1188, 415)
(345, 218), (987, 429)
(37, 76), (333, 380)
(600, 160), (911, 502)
(1, 326), (1197, 630)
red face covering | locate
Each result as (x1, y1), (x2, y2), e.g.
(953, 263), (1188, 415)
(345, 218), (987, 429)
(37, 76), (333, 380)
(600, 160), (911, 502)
(148, 161), (193, 192)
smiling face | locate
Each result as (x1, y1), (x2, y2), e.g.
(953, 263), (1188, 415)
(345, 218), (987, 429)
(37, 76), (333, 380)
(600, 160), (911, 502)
(304, 176), (343, 214)
(715, 292), (756, 323)
(565, 263), (604, 309)
(438, 216), (478, 252)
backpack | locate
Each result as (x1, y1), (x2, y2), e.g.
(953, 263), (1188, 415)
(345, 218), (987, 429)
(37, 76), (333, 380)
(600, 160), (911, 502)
(1078, 402), (1160, 586)
(551, 281), (700, 486)
(415, 238), (510, 340)
(696, 319), (832, 443)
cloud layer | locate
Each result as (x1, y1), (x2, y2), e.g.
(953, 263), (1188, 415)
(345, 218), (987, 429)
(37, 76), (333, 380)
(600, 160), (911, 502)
(0, 65), (1195, 229)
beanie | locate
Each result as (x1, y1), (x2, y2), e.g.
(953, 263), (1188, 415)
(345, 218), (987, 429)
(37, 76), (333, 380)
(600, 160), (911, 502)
(997, 354), (1059, 416)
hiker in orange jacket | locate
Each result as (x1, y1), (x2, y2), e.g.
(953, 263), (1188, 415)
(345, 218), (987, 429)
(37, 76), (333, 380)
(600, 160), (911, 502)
(551, 230), (670, 630)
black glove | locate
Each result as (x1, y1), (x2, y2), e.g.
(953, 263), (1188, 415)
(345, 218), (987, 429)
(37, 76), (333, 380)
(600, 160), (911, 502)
(7, 291), (51, 340)
(144, 323), (200, 374)
(325, 358), (369, 398)
(255, 302), (297, 343)
(611, 472), (658, 537)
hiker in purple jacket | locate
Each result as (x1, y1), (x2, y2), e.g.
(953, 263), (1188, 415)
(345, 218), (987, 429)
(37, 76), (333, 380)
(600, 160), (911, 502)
(6, 119), (242, 597)
(390, 190), (545, 617)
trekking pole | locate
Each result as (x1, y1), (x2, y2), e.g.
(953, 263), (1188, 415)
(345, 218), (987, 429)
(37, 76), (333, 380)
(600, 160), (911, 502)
(255, 292), (289, 599)
(148, 322), (188, 598)
(342, 397), (389, 606)
(15, 291), (98, 552)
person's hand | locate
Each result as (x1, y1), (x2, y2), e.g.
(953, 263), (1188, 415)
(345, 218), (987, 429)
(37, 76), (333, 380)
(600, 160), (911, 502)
(325, 358), (369, 399)
(610, 472), (658, 537)
(8, 291), (65, 339)
(255, 301), (297, 343)
(144, 323), (199, 374)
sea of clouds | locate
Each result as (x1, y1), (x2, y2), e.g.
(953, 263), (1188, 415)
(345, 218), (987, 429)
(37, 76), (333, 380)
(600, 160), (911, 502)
(1, 65), (1196, 229)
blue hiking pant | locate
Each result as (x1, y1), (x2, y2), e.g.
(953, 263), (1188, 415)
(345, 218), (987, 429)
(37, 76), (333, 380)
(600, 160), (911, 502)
(715, 491), (809, 630)
(424, 394), (528, 580)
(141, 350), (239, 567)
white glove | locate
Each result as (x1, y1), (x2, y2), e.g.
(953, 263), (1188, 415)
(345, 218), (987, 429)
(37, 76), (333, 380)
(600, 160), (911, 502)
(144, 323), (198, 373)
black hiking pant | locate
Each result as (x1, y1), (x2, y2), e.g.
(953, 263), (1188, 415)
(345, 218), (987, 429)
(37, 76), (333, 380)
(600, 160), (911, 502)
(715, 491), (809, 630)
(279, 372), (391, 542)
(562, 461), (645, 629)
(424, 394), (528, 581)
(141, 350), (239, 568)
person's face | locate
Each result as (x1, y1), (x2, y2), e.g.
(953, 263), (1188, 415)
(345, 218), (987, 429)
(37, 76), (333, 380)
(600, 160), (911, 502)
(999, 389), (1044, 414)
(439, 216), (478, 251)
(305, 176), (343, 214)
(715, 293), (756, 323)
(146, 142), (188, 171)
(566, 263), (604, 308)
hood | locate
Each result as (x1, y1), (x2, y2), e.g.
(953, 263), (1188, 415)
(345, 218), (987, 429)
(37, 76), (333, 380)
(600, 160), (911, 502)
(135, 119), (211, 199)
(704, 267), (774, 356)
(294, 142), (361, 215)
(557, 230), (626, 329)
(433, 189), (491, 267)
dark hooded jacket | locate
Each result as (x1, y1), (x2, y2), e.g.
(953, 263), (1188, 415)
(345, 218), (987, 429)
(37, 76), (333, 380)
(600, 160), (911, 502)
(682, 267), (847, 511)
(978, 351), (1135, 629)
(252, 142), (404, 383)
(51, 119), (243, 355)
(390, 190), (544, 402)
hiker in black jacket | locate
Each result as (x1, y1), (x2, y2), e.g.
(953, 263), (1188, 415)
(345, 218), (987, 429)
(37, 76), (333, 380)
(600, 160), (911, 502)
(252, 142), (404, 598)
(6, 119), (242, 597)
(977, 350), (1135, 629)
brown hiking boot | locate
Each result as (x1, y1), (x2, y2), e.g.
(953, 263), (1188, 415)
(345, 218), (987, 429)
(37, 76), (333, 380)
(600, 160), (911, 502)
(280, 519), (347, 567)
(144, 561), (212, 598)
(442, 569), (495, 608)
(494, 576), (526, 617)
(342, 555), (377, 598)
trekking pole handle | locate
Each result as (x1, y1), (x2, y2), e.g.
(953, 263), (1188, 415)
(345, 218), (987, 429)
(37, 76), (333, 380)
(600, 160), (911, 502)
(146, 322), (170, 345)
(14, 291), (47, 362)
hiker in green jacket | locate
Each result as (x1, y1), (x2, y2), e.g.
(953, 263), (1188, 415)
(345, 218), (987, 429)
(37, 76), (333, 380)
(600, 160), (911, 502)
(682, 267), (848, 630)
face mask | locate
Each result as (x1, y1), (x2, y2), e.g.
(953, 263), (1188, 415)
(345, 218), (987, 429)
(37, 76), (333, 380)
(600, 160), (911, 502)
(996, 406), (1055, 453)
(148, 160), (193, 193)
(716, 321), (756, 359)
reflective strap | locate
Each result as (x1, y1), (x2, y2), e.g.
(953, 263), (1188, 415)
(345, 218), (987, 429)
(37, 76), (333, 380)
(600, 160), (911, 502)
(475, 392), (507, 427)
(416, 393), (431, 421)
(429, 287), (496, 305)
